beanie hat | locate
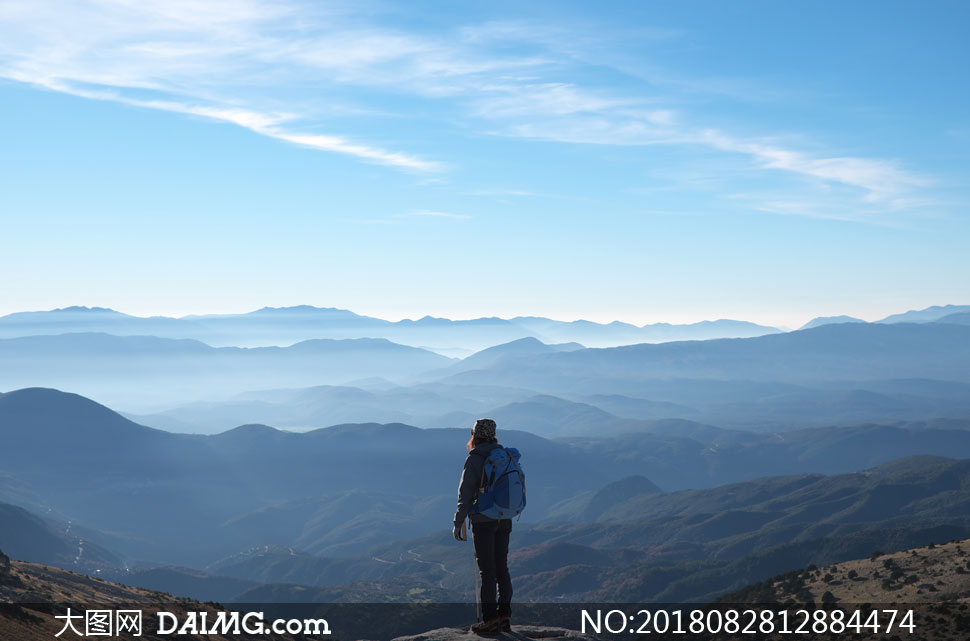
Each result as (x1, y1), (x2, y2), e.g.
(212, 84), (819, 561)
(473, 418), (497, 440)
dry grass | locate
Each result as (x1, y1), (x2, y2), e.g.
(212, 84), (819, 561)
(771, 539), (970, 604)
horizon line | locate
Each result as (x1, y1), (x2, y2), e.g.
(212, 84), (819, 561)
(0, 302), (967, 330)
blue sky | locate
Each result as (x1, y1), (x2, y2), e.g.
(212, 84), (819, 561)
(1, 1), (967, 328)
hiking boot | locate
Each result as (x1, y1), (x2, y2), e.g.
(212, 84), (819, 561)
(498, 616), (511, 632)
(470, 618), (503, 636)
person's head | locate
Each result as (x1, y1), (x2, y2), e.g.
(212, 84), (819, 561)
(466, 418), (498, 451)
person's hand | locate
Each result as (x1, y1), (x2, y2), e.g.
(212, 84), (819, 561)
(453, 523), (465, 541)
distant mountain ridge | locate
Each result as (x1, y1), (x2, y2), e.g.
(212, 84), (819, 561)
(138, 372), (970, 435)
(2, 303), (968, 368)
(6, 320), (970, 421)
(799, 315), (865, 329)
(0, 304), (780, 350)
(449, 336), (584, 372)
(878, 304), (970, 324)
(440, 323), (970, 399)
(0, 332), (453, 408)
(2, 302), (966, 351)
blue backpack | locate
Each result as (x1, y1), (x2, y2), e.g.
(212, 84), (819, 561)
(471, 446), (526, 519)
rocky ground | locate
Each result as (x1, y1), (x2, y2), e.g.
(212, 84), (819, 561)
(8, 538), (970, 641)
(2, 552), (592, 641)
(392, 624), (597, 641)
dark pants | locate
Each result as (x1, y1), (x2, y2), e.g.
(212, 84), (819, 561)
(472, 518), (513, 621)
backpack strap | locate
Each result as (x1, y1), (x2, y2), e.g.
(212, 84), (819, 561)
(470, 446), (503, 491)
(470, 449), (489, 493)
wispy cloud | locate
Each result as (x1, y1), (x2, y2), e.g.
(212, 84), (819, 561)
(698, 130), (930, 204)
(264, 130), (441, 172)
(11, 73), (442, 172)
(0, 0), (937, 212)
(502, 110), (928, 210)
(0, 1), (460, 171)
(472, 83), (639, 118)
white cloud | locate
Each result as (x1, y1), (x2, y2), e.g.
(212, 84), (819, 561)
(0, 0), (937, 210)
(265, 130), (442, 172)
(0, 0), (448, 171)
(699, 130), (930, 204)
(500, 112), (927, 208)
(13, 74), (441, 172)
(473, 83), (637, 118)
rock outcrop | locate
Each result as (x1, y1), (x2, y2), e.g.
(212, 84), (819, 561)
(392, 624), (598, 641)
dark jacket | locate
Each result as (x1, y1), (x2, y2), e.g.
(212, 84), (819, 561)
(454, 441), (503, 526)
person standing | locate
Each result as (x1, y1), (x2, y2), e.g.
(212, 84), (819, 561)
(454, 418), (519, 635)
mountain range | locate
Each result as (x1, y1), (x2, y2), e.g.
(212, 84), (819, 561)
(135, 376), (970, 435)
(356, 456), (970, 604)
(3, 303), (965, 353)
(0, 304), (782, 351)
(439, 323), (970, 397)
(85, 455), (970, 606)
(3, 318), (970, 417)
(3, 301), (970, 614)
(0, 333), (453, 409)
(4, 388), (970, 572)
